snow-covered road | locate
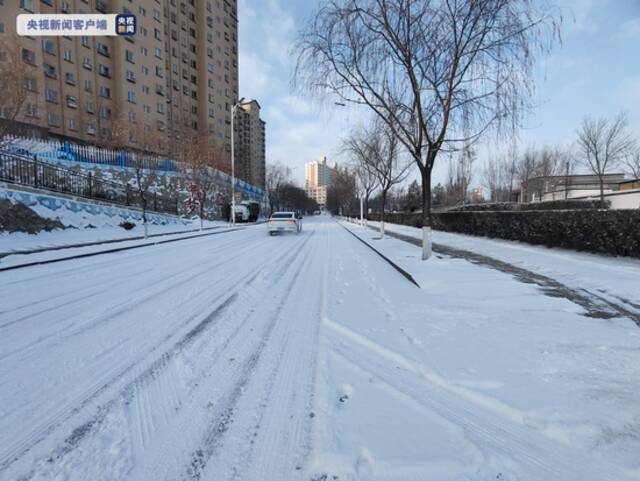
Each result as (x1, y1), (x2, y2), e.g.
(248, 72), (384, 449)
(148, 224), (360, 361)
(1, 217), (639, 481)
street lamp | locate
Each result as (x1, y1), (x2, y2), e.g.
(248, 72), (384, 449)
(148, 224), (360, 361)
(230, 97), (245, 225)
(334, 101), (364, 226)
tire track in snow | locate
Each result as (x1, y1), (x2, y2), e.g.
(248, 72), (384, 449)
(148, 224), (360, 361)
(7, 290), (241, 481)
(0, 233), (272, 364)
(207, 228), (325, 481)
(176, 231), (317, 481)
(0, 232), (291, 475)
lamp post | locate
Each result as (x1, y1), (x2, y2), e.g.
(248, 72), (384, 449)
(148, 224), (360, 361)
(230, 97), (245, 225)
(334, 101), (364, 225)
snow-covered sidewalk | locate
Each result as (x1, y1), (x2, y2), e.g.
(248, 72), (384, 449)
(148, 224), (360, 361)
(363, 219), (640, 315)
(329, 220), (640, 480)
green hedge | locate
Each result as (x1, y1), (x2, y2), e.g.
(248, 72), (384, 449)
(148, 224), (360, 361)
(449, 199), (609, 212)
(369, 210), (640, 258)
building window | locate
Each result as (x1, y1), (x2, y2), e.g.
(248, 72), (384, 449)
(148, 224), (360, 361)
(126, 50), (134, 63)
(127, 91), (136, 103)
(99, 86), (111, 98)
(96, 43), (110, 57)
(98, 64), (111, 78)
(45, 88), (58, 103)
(68, 118), (77, 131)
(26, 103), (38, 117)
(43, 63), (57, 78)
(42, 39), (56, 55)
(63, 49), (73, 62)
(24, 77), (37, 92)
(100, 107), (111, 119)
(66, 95), (78, 108)
(81, 36), (90, 48)
(82, 57), (92, 70)
(155, 66), (163, 78)
(86, 102), (94, 113)
(22, 48), (36, 65)
(20, 0), (33, 12)
(157, 103), (164, 113)
(154, 48), (162, 59)
(47, 112), (60, 126)
(64, 72), (75, 85)
(84, 79), (93, 92)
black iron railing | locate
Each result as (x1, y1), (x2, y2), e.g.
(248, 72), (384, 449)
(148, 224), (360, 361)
(0, 152), (179, 215)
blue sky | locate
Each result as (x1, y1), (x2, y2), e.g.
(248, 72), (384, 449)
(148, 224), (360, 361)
(238, 0), (640, 186)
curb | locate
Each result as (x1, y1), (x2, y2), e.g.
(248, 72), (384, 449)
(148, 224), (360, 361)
(338, 220), (420, 288)
(0, 226), (247, 272)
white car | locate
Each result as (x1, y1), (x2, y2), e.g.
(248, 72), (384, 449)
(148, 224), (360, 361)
(268, 212), (302, 235)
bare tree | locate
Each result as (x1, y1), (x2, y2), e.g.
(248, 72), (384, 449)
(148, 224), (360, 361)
(266, 161), (293, 213)
(517, 146), (539, 202)
(132, 167), (157, 239)
(326, 167), (357, 215)
(109, 115), (165, 236)
(342, 126), (379, 218)
(482, 155), (502, 203)
(576, 113), (635, 206)
(185, 133), (224, 229)
(625, 149), (640, 179)
(296, 0), (558, 259)
(366, 120), (412, 236)
(0, 34), (28, 144)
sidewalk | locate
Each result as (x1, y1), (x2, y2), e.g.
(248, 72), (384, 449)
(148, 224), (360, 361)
(361, 219), (640, 315)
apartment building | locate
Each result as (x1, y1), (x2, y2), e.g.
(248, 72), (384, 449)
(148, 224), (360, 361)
(0, 0), (238, 159)
(234, 99), (265, 189)
(305, 155), (336, 208)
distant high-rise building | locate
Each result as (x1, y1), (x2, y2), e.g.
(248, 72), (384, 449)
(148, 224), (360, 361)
(234, 99), (265, 189)
(305, 156), (336, 207)
(0, 0), (238, 159)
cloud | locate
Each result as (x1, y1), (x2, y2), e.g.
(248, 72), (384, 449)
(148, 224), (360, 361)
(620, 17), (640, 39)
(238, 51), (272, 100)
(561, 0), (603, 34)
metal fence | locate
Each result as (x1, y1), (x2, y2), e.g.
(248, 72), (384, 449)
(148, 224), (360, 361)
(0, 152), (178, 215)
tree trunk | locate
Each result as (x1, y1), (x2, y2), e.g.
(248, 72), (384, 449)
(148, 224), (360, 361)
(379, 189), (387, 237)
(599, 174), (605, 208)
(200, 193), (205, 230)
(420, 169), (433, 260)
(142, 206), (148, 238)
(364, 195), (370, 226)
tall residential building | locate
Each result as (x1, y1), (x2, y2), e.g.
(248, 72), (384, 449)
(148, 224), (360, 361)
(305, 155), (336, 207)
(0, 0), (238, 159)
(234, 99), (265, 189)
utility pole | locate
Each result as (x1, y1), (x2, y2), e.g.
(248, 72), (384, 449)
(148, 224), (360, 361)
(230, 97), (245, 225)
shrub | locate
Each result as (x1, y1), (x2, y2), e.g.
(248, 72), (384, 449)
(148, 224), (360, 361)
(448, 199), (609, 212)
(368, 209), (640, 258)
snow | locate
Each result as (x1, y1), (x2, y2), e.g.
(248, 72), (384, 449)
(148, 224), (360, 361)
(364, 219), (640, 309)
(0, 189), (228, 255)
(1, 217), (639, 481)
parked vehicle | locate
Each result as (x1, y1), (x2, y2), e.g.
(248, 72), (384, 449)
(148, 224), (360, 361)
(231, 204), (250, 222)
(267, 211), (302, 235)
(240, 201), (261, 222)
